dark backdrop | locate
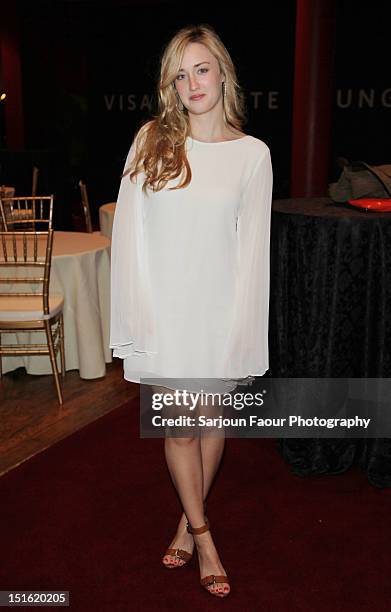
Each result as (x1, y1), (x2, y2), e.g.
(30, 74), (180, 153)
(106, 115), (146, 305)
(1, 0), (390, 228)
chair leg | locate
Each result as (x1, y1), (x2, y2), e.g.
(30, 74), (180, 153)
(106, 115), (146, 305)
(44, 319), (63, 405)
(59, 314), (66, 378)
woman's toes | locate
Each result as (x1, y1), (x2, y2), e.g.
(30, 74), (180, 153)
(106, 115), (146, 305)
(211, 583), (229, 597)
(163, 554), (176, 567)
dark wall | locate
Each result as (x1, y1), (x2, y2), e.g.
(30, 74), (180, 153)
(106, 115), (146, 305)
(331, 1), (391, 170)
(1, 0), (390, 228)
(17, 0), (295, 227)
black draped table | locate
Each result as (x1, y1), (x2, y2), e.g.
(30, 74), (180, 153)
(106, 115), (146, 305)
(269, 197), (391, 487)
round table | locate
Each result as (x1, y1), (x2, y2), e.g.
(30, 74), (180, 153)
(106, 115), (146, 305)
(2, 231), (112, 379)
(270, 197), (391, 487)
(99, 202), (116, 239)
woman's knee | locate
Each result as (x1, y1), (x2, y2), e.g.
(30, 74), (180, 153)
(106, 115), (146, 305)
(165, 435), (200, 446)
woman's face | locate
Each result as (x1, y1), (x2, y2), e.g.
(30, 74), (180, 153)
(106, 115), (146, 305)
(174, 42), (224, 115)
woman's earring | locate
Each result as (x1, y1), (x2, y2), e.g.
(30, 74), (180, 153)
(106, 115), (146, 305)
(222, 81), (226, 97)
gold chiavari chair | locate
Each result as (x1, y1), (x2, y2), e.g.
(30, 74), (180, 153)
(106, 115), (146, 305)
(78, 180), (93, 233)
(0, 195), (54, 231)
(0, 230), (65, 404)
(32, 166), (39, 197)
(0, 186), (15, 231)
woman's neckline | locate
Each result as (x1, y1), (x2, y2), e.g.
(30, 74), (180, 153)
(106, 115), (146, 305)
(187, 134), (250, 145)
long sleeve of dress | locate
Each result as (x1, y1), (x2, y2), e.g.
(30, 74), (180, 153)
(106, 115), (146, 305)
(222, 146), (273, 378)
(109, 143), (157, 358)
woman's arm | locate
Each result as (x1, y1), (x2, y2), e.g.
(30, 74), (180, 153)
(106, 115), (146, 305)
(223, 145), (273, 377)
(109, 140), (157, 357)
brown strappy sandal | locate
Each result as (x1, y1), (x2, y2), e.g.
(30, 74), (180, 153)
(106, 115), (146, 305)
(186, 519), (230, 597)
(162, 504), (208, 569)
(163, 545), (192, 568)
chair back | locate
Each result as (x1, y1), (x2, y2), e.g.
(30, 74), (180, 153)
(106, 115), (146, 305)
(32, 166), (39, 197)
(0, 230), (53, 315)
(78, 181), (93, 233)
(0, 195), (54, 231)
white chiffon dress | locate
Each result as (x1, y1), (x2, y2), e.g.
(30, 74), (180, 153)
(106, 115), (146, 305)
(109, 134), (273, 393)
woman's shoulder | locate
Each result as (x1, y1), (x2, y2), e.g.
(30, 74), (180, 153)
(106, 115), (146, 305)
(234, 135), (271, 174)
(125, 120), (157, 161)
(132, 119), (156, 146)
(242, 134), (270, 157)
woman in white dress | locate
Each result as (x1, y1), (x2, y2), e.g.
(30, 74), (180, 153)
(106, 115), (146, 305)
(110, 24), (272, 598)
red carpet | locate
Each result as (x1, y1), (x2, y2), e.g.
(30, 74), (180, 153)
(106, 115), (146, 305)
(0, 397), (390, 611)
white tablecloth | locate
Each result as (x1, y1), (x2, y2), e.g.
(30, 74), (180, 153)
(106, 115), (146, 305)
(1, 231), (112, 379)
(99, 202), (116, 239)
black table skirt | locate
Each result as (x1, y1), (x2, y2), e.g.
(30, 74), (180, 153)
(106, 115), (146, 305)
(269, 198), (391, 487)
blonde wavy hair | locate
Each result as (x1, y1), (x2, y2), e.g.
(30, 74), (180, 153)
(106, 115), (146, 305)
(124, 23), (247, 193)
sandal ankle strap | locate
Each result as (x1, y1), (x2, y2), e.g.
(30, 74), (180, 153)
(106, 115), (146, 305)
(186, 517), (209, 535)
(185, 502), (208, 532)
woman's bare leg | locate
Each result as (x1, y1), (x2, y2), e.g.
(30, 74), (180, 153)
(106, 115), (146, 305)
(162, 436), (225, 567)
(161, 386), (230, 595)
(162, 382), (205, 567)
(161, 385), (224, 566)
(192, 392), (229, 595)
